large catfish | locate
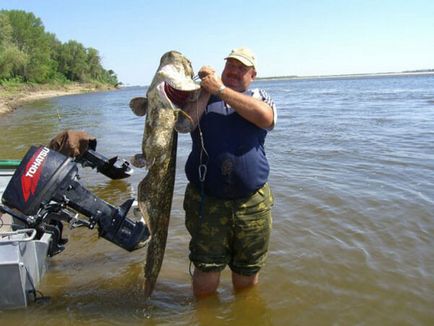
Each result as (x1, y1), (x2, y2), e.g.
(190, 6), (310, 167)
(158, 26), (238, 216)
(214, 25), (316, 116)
(129, 51), (200, 298)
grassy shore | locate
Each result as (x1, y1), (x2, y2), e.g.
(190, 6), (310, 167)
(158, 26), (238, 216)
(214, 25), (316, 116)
(0, 82), (116, 116)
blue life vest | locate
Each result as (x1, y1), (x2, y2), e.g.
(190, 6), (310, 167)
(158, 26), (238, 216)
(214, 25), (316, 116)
(185, 89), (275, 199)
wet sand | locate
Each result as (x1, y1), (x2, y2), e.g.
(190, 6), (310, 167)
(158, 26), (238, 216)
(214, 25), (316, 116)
(0, 83), (115, 116)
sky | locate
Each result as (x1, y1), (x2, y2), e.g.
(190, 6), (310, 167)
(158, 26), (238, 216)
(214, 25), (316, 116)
(1, 0), (433, 86)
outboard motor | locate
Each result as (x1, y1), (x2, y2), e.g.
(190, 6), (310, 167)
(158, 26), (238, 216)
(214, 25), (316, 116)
(1, 146), (149, 254)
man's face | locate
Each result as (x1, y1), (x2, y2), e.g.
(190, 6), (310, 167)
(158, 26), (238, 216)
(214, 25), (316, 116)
(221, 58), (257, 92)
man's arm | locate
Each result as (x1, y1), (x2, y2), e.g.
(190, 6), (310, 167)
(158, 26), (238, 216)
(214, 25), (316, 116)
(218, 87), (274, 129)
(200, 69), (274, 129)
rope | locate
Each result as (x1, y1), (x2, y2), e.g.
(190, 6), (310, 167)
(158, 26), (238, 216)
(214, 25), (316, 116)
(196, 97), (209, 174)
(196, 98), (209, 219)
(24, 265), (46, 304)
(187, 95), (209, 278)
(189, 261), (194, 277)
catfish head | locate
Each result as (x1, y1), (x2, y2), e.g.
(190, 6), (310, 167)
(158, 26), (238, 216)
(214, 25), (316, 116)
(129, 51), (200, 168)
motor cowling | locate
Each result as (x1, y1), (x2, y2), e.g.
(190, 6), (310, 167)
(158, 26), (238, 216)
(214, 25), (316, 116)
(1, 146), (149, 252)
(2, 146), (77, 216)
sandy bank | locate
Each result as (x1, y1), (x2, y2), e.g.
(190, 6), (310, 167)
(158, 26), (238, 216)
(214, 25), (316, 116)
(0, 83), (115, 116)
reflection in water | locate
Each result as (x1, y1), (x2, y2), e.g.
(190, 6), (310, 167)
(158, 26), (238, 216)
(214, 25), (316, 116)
(191, 286), (272, 326)
(86, 178), (134, 203)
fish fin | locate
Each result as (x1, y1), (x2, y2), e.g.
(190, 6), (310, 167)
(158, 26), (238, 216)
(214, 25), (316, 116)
(130, 153), (146, 168)
(129, 97), (148, 116)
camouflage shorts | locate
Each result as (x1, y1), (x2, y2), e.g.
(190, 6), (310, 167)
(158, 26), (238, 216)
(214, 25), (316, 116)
(183, 183), (273, 276)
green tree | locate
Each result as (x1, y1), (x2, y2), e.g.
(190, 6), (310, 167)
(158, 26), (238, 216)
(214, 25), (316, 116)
(0, 12), (12, 45)
(0, 10), (119, 85)
(58, 40), (89, 81)
(104, 69), (118, 85)
(86, 47), (103, 80)
(3, 10), (57, 82)
(0, 11), (29, 79)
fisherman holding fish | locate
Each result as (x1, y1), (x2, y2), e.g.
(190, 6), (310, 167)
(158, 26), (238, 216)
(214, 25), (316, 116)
(181, 48), (277, 297)
(45, 48), (276, 299)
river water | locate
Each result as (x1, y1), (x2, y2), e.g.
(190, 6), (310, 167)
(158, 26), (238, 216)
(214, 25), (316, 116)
(0, 74), (433, 325)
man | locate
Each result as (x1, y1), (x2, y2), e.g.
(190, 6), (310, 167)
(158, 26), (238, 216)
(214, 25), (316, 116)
(45, 48), (276, 298)
(181, 48), (277, 297)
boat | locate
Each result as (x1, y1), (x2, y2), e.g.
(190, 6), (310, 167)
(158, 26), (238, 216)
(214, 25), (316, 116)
(0, 160), (19, 198)
(0, 146), (148, 310)
(0, 159), (52, 310)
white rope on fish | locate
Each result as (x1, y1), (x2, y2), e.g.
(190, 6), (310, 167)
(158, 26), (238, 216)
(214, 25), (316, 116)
(189, 91), (210, 277)
(196, 99), (208, 182)
(191, 75), (209, 171)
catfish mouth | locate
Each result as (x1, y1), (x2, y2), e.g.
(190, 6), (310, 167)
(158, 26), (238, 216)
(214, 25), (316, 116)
(163, 82), (195, 108)
(157, 64), (200, 108)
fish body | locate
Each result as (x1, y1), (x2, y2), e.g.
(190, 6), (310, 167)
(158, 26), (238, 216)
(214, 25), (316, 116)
(130, 51), (199, 298)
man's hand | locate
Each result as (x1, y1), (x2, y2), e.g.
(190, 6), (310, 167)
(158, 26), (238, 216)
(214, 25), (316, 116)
(198, 66), (215, 79)
(48, 130), (96, 158)
(199, 66), (225, 95)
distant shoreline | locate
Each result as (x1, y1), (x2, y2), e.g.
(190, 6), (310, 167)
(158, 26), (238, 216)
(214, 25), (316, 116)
(0, 83), (115, 116)
(257, 70), (434, 81)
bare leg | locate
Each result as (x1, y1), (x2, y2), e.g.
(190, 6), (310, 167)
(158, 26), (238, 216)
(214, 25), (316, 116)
(232, 272), (259, 291)
(193, 269), (221, 298)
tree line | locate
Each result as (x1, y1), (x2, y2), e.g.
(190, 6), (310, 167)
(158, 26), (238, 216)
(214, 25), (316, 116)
(0, 10), (118, 85)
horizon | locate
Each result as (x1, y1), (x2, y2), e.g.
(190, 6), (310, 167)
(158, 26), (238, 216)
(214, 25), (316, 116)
(257, 68), (434, 80)
(1, 0), (433, 86)
(120, 69), (434, 87)
(115, 69), (434, 87)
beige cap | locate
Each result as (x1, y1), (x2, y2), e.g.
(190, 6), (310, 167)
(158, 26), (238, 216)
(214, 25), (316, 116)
(225, 48), (256, 69)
